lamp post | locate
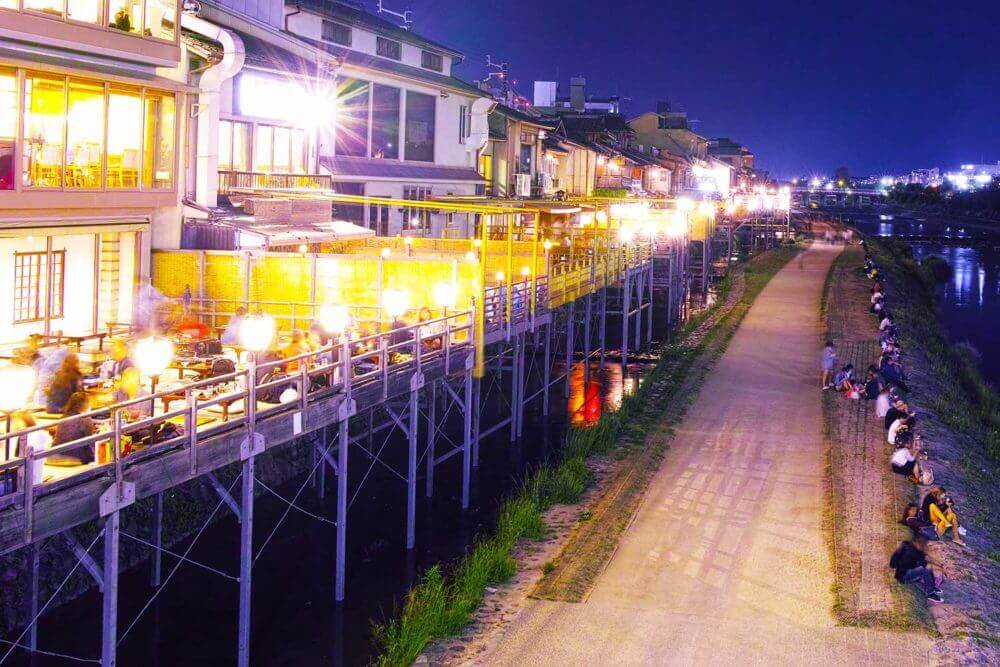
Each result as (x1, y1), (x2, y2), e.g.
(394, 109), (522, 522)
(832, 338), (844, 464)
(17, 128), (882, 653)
(134, 336), (173, 421)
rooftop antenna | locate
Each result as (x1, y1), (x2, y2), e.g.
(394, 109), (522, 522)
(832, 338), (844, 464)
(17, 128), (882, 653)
(377, 0), (412, 29)
(481, 55), (510, 103)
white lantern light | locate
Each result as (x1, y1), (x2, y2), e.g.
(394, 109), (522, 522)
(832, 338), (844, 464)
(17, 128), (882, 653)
(383, 289), (410, 319)
(0, 365), (36, 413)
(319, 304), (350, 336)
(134, 336), (174, 379)
(239, 315), (276, 352)
(433, 282), (457, 310)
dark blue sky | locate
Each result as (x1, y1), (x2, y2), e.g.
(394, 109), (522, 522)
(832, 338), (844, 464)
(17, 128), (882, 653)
(405, 0), (1000, 178)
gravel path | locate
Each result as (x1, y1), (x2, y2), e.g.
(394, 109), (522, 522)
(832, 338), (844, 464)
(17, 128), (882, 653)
(477, 241), (932, 665)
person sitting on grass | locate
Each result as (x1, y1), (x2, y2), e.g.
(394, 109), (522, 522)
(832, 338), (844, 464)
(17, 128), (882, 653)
(888, 414), (912, 446)
(875, 387), (893, 419)
(921, 487), (967, 546)
(870, 290), (884, 313)
(889, 535), (943, 602)
(901, 503), (938, 541)
(862, 366), (883, 400)
(890, 438), (923, 484)
(879, 312), (894, 332)
(821, 340), (836, 389)
(833, 364), (857, 393)
(884, 397), (910, 431)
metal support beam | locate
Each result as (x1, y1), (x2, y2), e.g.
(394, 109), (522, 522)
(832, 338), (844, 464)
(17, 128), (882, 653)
(634, 268), (642, 351)
(335, 417), (349, 601)
(425, 381), (437, 498)
(406, 377), (420, 550)
(150, 492), (163, 588)
(237, 457), (254, 667)
(101, 512), (119, 667)
(64, 530), (103, 591)
(517, 335), (526, 439)
(646, 264), (654, 343)
(599, 287), (607, 366)
(28, 540), (40, 650)
(621, 272), (631, 367)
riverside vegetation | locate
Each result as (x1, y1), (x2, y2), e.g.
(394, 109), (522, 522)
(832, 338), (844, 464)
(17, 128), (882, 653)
(372, 242), (802, 666)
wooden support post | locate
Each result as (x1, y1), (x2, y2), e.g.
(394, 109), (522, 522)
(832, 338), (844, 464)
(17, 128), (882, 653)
(621, 272), (631, 367)
(425, 381), (437, 499)
(28, 540), (40, 650)
(564, 301), (574, 398)
(406, 378), (420, 550)
(542, 320), (551, 416)
(335, 417), (349, 601)
(583, 292), (592, 383)
(461, 370), (473, 509)
(236, 456), (254, 667)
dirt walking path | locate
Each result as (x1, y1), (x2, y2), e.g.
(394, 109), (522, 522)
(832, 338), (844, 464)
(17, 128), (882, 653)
(476, 241), (932, 665)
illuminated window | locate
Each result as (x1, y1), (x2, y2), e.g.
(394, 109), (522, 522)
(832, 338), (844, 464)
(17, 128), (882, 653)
(108, 0), (143, 34)
(0, 0), (17, 9)
(218, 119), (232, 170)
(23, 75), (66, 189)
(107, 87), (142, 189)
(402, 186), (431, 231)
(67, 0), (100, 23)
(232, 121), (250, 171)
(65, 79), (104, 189)
(0, 70), (15, 190)
(145, 0), (176, 41)
(371, 84), (399, 160)
(143, 90), (174, 188)
(24, 0), (64, 17)
(404, 91), (434, 162)
(14, 251), (64, 323)
(478, 153), (493, 192)
(272, 126), (290, 172)
(291, 129), (307, 173)
(335, 78), (369, 158)
(253, 124), (273, 171)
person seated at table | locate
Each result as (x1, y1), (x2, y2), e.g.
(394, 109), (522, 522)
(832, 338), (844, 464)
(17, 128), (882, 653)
(13, 411), (51, 487)
(920, 486), (966, 546)
(45, 353), (82, 413)
(105, 339), (134, 380)
(389, 316), (412, 348)
(221, 306), (247, 345)
(175, 315), (210, 340)
(113, 367), (151, 421)
(417, 307), (444, 351)
(53, 392), (96, 464)
(282, 330), (311, 373)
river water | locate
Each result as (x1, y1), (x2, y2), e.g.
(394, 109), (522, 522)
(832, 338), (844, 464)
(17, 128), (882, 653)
(853, 211), (1000, 385)
(11, 348), (651, 666)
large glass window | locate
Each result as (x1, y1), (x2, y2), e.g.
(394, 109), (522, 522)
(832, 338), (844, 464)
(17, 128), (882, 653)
(65, 80), (104, 189)
(321, 20), (351, 46)
(335, 78), (369, 158)
(108, 0), (143, 34)
(218, 120), (233, 170)
(0, 70), (15, 191)
(272, 126), (290, 172)
(67, 0), (100, 23)
(145, 0), (176, 41)
(23, 0), (63, 17)
(291, 129), (307, 173)
(371, 84), (399, 160)
(14, 251), (64, 323)
(107, 87), (142, 189)
(23, 75), (66, 189)
(376, 37), (401, 61)
(143, 90), (174, 188)
(253, 124), (273, 171)
(404, 91), (434, 162)
(232, 121), (250, 171)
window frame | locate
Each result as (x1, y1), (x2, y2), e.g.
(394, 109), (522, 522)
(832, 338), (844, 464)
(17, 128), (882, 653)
(13, 249), (64, 324)
(376, 36), (402, 61)
(403, 90), (435, 163)
(10, 0), (179, 45)
(421, 50), (443, 72)
(402, 185), (432, 231)
(458, 104), (471, 144)
(321, 19), (352, 46)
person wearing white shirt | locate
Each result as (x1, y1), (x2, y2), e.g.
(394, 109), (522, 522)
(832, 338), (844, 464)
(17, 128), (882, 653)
(890, 443), (921, 483)
(880, 315), (893, 331)
(888, 416), (910, 445)
(875, 390), (892, 419)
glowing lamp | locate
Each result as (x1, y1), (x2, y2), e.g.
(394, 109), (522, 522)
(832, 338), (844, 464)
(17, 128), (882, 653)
(472, 239), (482, 248)
(677, 197), (694, 211)
(380, 248), (391, 258)
(0, 365), (36, 413)
(239, 315), (276, 353)
(697, 201), (715, 218)
(383, 289), (410, 319)
(618, 226), (635, 244)
(433, 283), (457, 310)
(404, 236), (413, 245)
(595, 210), (608, 224)
(495, 271), (505, 282)
(543, 239), (553, 251)
(134, 336), (174, 380)
(520, 266), (531, 278)
(464, 251), (477, 263)
(319, 304), (350, 336)
(609, 204), (626, 218)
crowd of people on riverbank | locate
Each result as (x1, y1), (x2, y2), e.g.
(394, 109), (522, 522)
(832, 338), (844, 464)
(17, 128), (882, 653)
(822, 245), (968, 605)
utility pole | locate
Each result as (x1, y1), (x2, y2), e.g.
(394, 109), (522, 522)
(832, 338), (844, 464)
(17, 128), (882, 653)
(483, 56), (510, 104)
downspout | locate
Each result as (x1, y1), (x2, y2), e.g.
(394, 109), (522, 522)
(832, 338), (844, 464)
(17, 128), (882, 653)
(182, 11), (245, 208)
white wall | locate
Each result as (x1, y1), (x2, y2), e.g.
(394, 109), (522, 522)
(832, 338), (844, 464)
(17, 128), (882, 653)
(211, 0), (286, 29)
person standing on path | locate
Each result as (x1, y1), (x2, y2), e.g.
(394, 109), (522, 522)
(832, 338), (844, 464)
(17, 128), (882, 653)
(821, 340), (836, 388)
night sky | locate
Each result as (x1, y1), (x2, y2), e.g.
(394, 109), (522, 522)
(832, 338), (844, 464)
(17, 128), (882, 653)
(403, 0), (1000, 178)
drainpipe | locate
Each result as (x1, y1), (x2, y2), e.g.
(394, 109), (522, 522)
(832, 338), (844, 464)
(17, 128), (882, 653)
(182, 11), (245, 208)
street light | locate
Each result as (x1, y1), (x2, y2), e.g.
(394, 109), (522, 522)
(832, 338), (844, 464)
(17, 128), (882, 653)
(239, 315), (276, 359)
(319, 304), (350, 339)
(383, 289), (410, 320)
(433, 282), (457, 312)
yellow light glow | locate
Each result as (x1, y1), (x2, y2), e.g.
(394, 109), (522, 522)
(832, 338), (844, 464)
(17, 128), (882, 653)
(433, 282), (457, 310)
(383, 289), (410, 319)
(319, 304), (350, 335)
(495, 271), (505, 282)
(677, 197), (694, 211)
(0, 365), (36, 413)
(464, 251), (477, 263)
(595, 210), (608, 224)
(520, 266), (530, 277)
(134, 335), (174, 378)
(697, 201), (716, 218)
(472, 239), (482, 248)
(618, 226), (635, 244)
(239, 315), (276, 352)
(404, 236), (413, 245)
(543, 239), (553, 251)
(298, 244), (308, 253)
(380, 248), (391, 258)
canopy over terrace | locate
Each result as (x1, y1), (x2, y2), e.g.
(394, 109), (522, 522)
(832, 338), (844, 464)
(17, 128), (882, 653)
(154, 192), (652, 374)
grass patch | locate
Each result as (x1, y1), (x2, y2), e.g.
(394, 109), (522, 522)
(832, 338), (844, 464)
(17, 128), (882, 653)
(371, 243), (802, 666)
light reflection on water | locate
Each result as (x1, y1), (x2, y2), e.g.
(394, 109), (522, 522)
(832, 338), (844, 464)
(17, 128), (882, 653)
(856, 215), (1000, 383)
(567, 361), (643, 426)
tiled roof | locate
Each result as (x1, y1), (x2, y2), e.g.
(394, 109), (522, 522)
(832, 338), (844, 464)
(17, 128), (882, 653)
(320, 156), (485, 182)
(293, 0), (463, 58)
(492, 103), (556, 128)
(240, 32), (322, 76)
(297, 36), (487, 97)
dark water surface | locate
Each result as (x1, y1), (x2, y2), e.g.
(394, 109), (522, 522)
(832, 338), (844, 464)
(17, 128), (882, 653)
(854, 212), (1000, 385)
(9, 351), (651, 666)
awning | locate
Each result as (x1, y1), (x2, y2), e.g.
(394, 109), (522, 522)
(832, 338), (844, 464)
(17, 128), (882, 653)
(214, 215), (374, 249)
(0, 216), (149, 237)
(321, 156), (485, 183)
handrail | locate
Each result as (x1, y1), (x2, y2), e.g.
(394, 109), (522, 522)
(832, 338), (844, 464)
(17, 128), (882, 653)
(1, 311), (475, 538)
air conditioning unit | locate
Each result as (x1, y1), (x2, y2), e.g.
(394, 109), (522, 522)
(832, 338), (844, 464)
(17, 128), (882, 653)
(514, 173), (531, 197)
(539, 173), (553, 192)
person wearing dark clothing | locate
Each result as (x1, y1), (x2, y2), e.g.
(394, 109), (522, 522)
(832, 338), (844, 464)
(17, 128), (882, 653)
(884, 401), (908, 431)
(53, 392), (96, 464)
(889, 536), (942, 601)
(901, 503), (938, 541)
(45, 353), (82, 413)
